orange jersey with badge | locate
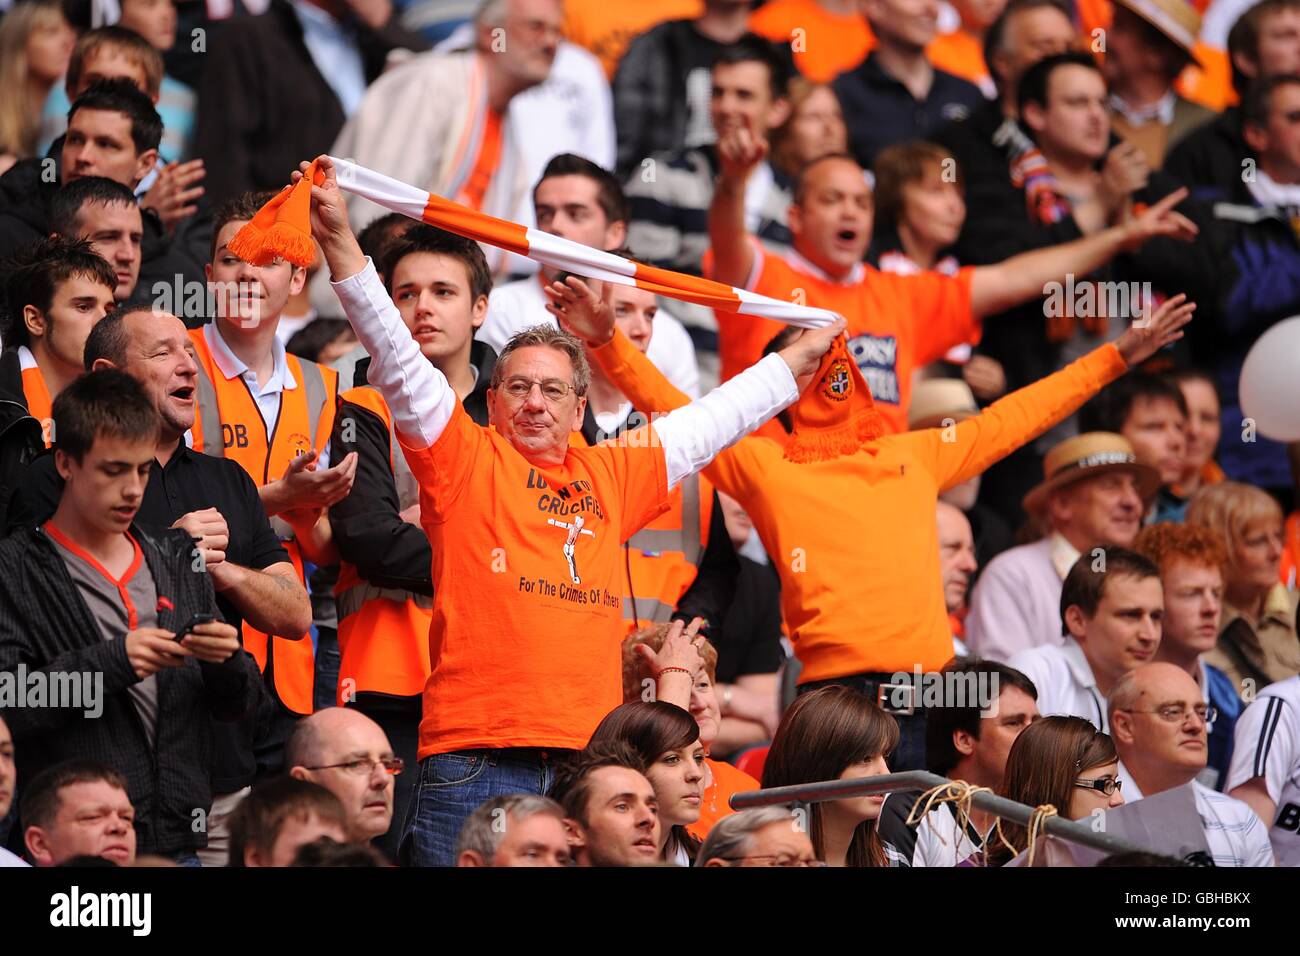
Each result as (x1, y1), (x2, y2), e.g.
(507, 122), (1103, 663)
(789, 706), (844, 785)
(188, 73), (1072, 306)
(708, 247), (979, 433)
(403, 403), (670, 757)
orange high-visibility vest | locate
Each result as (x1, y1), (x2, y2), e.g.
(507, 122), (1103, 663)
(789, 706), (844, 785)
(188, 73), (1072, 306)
(20, 363), (54, 448)
(332, 386), (432, 701)
(188, 327), (338, 715)
(621, 461), (713, 631)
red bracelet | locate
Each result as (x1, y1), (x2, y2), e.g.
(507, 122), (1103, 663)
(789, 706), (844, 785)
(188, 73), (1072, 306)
(657, 666), (692, 679)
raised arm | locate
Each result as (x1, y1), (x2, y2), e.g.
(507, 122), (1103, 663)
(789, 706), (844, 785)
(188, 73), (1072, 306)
(708, 118), (767, 289)
(302, 156), (455, 450)
(969, 189), (1199, 318)
(907, 295), (1196, 489)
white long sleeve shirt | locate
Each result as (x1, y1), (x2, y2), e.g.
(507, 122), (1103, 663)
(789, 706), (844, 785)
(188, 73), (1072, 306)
(330, 258), (797, 489)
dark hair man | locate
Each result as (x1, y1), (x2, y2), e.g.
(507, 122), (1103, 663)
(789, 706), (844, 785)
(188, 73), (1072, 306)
(0, 370), (256, 862)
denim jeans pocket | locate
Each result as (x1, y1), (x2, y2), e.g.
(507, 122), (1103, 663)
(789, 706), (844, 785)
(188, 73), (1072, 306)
(424, 750), (490, 788)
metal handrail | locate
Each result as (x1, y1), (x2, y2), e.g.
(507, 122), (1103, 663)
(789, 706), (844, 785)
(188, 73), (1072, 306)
(730, 770), (1149, 859)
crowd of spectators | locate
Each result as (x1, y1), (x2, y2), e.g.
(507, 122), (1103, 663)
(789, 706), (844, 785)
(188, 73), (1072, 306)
(0, 0), (1298, 870)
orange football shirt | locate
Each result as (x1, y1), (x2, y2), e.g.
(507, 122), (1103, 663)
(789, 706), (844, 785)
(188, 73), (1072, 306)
(707, 245), (979, 434)
(402, 403), (670, 757)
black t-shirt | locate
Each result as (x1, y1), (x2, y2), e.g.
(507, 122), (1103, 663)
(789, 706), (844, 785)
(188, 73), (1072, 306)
(8, 443), (288, 793)
(712, 556), (786, 685)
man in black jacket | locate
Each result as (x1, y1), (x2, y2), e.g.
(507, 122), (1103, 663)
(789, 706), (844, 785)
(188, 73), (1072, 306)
(192, 0), (429, 207)
(0, 370), (255, 862)
(7, 305), (312, 865)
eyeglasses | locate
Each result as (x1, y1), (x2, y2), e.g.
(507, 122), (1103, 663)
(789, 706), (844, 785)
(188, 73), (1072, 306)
(304, 757), (404, 777)
(497, 376), (578, 404)
(721, 855), (827, 867)
(1074, 775), (1122, 796)
(1118, 703), (1217, 725)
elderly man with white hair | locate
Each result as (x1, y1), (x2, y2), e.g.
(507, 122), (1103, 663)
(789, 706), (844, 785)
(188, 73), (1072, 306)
(697, 806), (821, 867)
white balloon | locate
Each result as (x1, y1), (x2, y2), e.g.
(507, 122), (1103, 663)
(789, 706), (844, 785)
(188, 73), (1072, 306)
(1240, 316), (1300, 442)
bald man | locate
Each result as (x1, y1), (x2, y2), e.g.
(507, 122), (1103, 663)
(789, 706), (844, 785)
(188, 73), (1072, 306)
(938, 500), (978, 655)
(1109, 664), (1273, 866)
(938, 501), (978, 617)
(287, 708), (398, 848)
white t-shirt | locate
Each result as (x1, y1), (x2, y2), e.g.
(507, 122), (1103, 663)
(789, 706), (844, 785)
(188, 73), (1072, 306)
(1008, 638), (1110, 732)
(0, 846), (29, 867)
(1225, 675), (1300, 867)
(481, 275), (701, 398)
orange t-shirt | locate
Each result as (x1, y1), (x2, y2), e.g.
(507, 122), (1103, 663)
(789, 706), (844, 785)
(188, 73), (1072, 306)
(687, 757), (759, 840)
(564, 0), (703, 78)
(749, 0), (874, 83)
(403, 403), (670, 757)
(455, 108), (504, 212)
(707, 245), (979, 434)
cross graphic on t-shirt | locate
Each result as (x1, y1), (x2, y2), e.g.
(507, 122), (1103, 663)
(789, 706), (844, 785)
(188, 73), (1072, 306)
(547, 516), (595, 584)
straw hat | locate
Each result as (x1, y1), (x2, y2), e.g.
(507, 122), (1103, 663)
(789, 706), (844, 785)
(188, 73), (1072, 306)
(908, 378), (978, 430)
(1022, 432), (1162, 515)
(1112, 0), (1203, 63)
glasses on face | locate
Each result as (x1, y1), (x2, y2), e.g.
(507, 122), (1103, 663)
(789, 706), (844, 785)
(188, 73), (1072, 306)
(1120, 703), (1217, 725)
(497, 376), (577, 404)
(1074, 775), (1122, 796)
(723, 855), (827, 867)
(305, 757), (404, 777)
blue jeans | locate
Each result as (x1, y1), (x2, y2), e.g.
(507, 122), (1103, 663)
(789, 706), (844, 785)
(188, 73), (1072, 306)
(399, 748), (569, 867)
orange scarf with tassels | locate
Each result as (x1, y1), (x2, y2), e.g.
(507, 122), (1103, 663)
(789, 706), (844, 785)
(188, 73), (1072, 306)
(784, 334), (884, 463)
(231, 158), (884, 462)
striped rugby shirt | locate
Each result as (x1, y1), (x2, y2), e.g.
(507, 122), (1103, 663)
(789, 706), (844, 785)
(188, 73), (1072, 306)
(1226, 676), (1300, 867)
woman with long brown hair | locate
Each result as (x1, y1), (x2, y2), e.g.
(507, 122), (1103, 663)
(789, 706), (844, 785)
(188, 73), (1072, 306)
(588, 701), (706, 865)
(987, 716), (1125, 866)
(761, 685), (903, 867)
(0, 0), (76, 174)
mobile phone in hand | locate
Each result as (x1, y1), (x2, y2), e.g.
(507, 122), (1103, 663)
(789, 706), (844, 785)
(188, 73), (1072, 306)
(174, 612), (215, 642)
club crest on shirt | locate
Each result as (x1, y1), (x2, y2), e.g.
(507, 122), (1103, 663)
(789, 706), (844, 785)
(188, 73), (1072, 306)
(287, 434), (313, 457)
(822, 359), (853, 402)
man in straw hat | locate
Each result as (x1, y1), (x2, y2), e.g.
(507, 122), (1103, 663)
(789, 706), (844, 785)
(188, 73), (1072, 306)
(966, 431), (1161, 663)
(1102, 0), (1215, 168)
(546, 260), (1193, 773)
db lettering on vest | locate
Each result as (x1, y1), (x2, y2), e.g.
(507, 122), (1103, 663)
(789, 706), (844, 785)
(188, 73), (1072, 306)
(847, 332), (900, 405)
(223, 422), (250, 449)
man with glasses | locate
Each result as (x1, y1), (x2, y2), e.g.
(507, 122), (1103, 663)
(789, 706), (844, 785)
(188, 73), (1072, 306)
(307, 153), (841, 867)
(1133, 522), (1245, 789)
(1109, 663), (1274, 866)
(287, 708), (400, 852)
(697, 806), (823, 867)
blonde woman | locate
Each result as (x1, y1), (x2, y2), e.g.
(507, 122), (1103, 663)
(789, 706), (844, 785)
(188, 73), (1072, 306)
(1187, 481), (1300, 689)
(0, 0), (75, 174)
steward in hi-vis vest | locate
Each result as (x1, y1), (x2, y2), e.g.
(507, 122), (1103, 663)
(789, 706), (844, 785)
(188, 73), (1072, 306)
(188, 323), (339, 715)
